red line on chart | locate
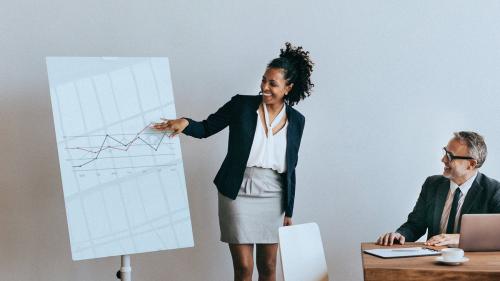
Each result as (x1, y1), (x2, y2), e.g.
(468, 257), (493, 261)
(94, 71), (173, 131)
(65, 124), (171, 167)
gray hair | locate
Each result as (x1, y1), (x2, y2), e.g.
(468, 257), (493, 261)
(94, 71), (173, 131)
(453, 131), (487, 168)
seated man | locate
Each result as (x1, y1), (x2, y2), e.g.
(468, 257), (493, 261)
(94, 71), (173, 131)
(377, 131), (500, 246)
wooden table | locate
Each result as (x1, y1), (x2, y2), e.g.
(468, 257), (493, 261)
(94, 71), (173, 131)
(361, 242), (500, 281)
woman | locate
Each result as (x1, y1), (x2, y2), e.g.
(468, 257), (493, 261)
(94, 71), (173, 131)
(154, 42), (314, 281)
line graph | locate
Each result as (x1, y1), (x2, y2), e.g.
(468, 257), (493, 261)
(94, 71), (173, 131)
(65, 124), (172, 167)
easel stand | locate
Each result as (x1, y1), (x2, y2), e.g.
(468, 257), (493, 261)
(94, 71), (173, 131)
(116, 255), (131, 281)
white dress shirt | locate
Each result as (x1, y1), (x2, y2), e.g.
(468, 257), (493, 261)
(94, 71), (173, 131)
(246, 104), (288, 173)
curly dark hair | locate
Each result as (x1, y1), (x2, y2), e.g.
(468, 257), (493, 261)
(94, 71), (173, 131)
(267, 42), (314, 106)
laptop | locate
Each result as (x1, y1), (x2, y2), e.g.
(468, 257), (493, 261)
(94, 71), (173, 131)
(459, 214), (500, 251)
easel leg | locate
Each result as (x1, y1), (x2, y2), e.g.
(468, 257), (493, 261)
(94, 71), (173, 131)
(116, 255), (131, 281)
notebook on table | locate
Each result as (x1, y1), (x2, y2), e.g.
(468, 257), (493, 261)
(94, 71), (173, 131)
(364, 247), (441, 259)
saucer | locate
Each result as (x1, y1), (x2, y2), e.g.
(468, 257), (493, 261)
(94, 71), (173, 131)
(435, 256), (469, 265)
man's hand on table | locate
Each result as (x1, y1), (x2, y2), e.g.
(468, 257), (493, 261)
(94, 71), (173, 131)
(376, 232), (406, 246)
(425, 234), (459, 246)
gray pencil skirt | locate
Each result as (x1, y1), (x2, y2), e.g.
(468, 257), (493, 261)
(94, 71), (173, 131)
(218, 166), (284, 244)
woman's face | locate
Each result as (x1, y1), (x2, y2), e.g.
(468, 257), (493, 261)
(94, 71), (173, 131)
(260, 67), (293, 105)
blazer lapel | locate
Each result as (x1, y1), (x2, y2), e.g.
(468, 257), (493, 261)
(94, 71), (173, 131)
(285, 104), (297, 176)
(456, 173), (484, 231)
(241, 96), (263, 158)
(460, 173), (484, 215)
(432, 180), (450, 234)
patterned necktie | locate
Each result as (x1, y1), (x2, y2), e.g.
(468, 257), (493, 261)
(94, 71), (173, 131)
(446, 187), (462, 234)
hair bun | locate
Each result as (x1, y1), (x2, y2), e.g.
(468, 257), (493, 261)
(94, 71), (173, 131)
(267, 42), (314, 106)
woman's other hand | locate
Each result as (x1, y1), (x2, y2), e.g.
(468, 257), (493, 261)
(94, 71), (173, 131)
(283, 216), (292, 226)
(152, 118), (189, 137)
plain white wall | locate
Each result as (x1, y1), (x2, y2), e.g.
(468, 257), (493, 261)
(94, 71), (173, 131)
(1, 1), (500, 280)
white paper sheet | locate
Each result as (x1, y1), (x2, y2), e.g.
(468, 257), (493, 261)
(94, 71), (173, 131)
(46, 57), (194, 260)
(364, 247), (441, 258)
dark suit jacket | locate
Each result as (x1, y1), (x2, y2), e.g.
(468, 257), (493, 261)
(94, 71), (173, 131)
(396, 173), (500, 241)
(182, 94), (305, 217)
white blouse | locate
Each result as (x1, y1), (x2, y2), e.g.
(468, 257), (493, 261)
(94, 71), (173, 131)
(246, 103), (288, 173)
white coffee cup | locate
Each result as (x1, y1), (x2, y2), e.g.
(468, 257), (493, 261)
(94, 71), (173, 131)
(441, 248), (465, 262)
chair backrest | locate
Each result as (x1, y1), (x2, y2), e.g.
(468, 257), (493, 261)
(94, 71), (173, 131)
(278, 222), (329, 281)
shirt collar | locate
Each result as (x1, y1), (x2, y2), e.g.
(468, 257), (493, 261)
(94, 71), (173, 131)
(449, 170), (478, 196)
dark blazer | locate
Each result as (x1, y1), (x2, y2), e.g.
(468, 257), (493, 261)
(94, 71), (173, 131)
(183, 94), (305, 217)
(396, 173), (500, 241)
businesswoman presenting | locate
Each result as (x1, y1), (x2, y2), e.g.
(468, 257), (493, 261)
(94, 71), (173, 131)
(154, 43), (313, 281)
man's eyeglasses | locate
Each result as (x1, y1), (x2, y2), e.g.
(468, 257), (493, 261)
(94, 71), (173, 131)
(443, 147), (475, 162)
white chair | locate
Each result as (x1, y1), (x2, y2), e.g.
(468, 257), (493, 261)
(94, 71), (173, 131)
(278, 222), (329, 281)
